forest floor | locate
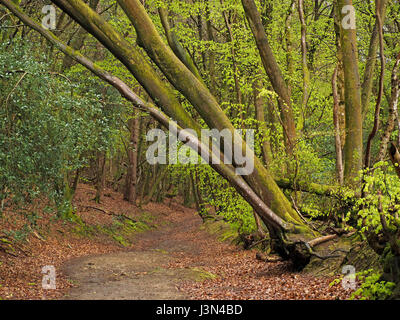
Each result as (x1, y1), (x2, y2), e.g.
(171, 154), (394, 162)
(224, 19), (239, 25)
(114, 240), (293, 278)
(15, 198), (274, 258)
(0, 184), (353, 300)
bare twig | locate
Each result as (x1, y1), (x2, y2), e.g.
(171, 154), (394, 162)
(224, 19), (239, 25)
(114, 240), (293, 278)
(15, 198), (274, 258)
(4, 71), (27, 109)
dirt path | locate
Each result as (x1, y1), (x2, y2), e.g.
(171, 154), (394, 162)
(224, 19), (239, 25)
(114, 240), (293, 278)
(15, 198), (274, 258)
(60, 209), (209, 300)
(60, 204), (352, 300)
(0, 184), (352, 300)
(61, 251), (190, 299)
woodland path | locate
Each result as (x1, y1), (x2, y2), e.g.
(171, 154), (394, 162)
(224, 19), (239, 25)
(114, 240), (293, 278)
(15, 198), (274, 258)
(61, 208), (203, 300)
(60, 203), (351, 300)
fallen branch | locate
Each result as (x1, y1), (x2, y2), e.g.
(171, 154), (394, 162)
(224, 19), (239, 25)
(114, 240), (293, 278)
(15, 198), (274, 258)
(275, 178), (339, 197)
(79, 205), (137, 224)
(31, 230), (46, 242)
(308, 234), (338, 248)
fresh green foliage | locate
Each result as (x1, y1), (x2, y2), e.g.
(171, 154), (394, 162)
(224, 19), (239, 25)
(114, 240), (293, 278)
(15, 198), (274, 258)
(349, 162), (400, 236)
(351, 269), (396, 300)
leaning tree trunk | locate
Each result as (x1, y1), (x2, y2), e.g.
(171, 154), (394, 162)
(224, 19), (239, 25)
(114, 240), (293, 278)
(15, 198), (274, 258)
(242, 0), (297, 157)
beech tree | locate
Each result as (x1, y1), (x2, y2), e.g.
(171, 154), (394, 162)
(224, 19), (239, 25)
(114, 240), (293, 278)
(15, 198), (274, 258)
(336, 0), (363, 184)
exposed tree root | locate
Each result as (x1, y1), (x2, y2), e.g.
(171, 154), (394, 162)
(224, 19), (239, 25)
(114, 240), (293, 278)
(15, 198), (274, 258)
(308, 234), (338, 248)
(270, 232), (351, 270)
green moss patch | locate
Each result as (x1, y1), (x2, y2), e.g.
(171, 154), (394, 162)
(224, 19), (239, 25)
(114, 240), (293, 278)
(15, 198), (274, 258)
(200, 219), (239, 244)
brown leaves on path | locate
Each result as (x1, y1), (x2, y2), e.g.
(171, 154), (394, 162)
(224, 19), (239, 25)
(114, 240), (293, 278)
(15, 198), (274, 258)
(0, 183), (353, 300)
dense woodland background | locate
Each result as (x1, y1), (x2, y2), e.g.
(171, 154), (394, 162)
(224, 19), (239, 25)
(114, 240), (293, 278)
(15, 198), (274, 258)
(1, 0), (400, 300)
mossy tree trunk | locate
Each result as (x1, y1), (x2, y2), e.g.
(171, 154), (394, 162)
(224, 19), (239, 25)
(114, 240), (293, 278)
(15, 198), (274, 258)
(242, 0), (297, 157)
(336, 0), (363, 185)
